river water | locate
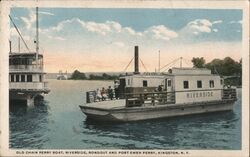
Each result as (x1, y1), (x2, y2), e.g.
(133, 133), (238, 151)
(10, 80), (241, 149)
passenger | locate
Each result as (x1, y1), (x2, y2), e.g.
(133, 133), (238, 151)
(114, 81), (119, 99)
(101, 87), (107, 101)
(108, 86), (114, 100)
(96, 88), (102, 101)
(158, 85), (163, 104)
(114, 87), (119, 99)
(158, 85), (163, 92)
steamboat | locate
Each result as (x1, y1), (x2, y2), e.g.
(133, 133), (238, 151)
(9, 7), (50, 106)
(79, 46), (237, 122)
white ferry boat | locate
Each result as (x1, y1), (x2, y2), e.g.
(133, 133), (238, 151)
(79, 46), (237, 122)
(57, 70), (68, 80)
(9, 7), (50, 106)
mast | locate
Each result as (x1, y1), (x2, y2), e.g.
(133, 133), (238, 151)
(180, 57), (183, 68)
(36, 7), (39, 66)
(158, 50), (160, 72)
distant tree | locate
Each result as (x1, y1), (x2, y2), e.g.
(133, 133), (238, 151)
(205, 57), (242, 86)
(71, 70), (87, 80)
(222, 57), (237, 76)
(205, 59), (223, 74)
(191, 57), (206, 68)
(102, 73), (109, 79)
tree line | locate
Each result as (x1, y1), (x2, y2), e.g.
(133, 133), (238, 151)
(70, 70), (119, 80)
(191, 57), (242, 86)
(70, 57), (242, 86)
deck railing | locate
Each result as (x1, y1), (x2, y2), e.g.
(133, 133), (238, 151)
(222, 88), (237, 100)
(9, 65), (43, 72)
(9, 82), (49, 91)
(125, 91), (175, 107)
(86, 88), (237, 107)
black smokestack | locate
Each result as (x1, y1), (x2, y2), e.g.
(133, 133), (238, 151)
(134, 46), (139, 74)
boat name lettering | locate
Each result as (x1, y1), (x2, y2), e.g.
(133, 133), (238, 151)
(186, 91), (213, 98)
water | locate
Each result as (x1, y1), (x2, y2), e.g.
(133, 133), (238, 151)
(10, 80), (242, 149)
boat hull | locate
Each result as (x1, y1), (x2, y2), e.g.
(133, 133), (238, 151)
(9, 90), (47, 106)
(79, 99), (236, 122)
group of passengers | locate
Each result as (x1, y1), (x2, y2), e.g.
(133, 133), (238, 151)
(95, 86), (119, 101)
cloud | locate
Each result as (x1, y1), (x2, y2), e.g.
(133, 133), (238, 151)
(20, 9), (54, 31)
(213, 29), (218, 32)
(180, 19), (223, 37)
(212, 20), (223, 24)
(83, 20), (127, 36)
(113, 41), (125, 47)
(145, 25), (178, 41)
(43, 18), (178, 42)
(39, 11), (54, 16)
(48, 35), (66, 41)
(187, 19), (213, 33)
(229, 20), (242, 24)
(47, 18), (123, 36)
(10, 27), (19, 37)
(84, 21), (112, 35)
(20, 9), (36, 30)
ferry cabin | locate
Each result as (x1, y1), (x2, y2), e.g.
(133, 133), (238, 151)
(118, 67), (224, 104)
(9, 52), (49, 105)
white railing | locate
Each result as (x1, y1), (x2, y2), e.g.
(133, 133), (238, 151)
(9, 65), (43, 72)
(9, 82), (49, 90)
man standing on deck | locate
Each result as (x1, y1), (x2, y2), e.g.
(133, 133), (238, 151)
(108, 86), (114, 100)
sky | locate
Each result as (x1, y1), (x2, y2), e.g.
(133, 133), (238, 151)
(10, 8), (242, 73)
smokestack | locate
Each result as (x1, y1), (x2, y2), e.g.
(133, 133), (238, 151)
(134, 46), (139, 74)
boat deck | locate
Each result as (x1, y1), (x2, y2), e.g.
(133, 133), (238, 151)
(82, 99), (126, 110)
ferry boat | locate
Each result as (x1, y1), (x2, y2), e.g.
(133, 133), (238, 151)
(57, 70), (68, 80)
(79, 46), (237, 122)
(9, 7), (50, 106)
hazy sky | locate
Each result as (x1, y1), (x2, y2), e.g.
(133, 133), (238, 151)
(10, 8), (242, 73)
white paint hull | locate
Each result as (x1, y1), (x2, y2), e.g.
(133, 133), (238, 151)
(79, 100), (235, 122)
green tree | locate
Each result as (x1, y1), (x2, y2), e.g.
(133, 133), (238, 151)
(191, 57), (206, 68)
(205, 59), (223, 74)
(71, 70), (87, 80)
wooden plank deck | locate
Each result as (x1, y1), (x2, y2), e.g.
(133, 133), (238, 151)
(83, 99), (126, 109)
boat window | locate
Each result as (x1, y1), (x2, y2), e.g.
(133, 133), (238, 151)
(16, 75), (20, 82)
(183, 81), (189, 89)
(197, 80), (202, 88)
(27, 75), (32, 82)
(167, 80), (171, 87)
(21, 59), (25, 65)
(39, 75), (42, 82)
(10, 75), (14, 82)
(21, 75), (25, 82)
(127, 79), (130, 85)
(143, 80), (148, 87)
(209, 80), (214, 88)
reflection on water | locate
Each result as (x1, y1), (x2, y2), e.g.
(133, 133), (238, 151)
(10, 80), (241, 149)
(83, 111), (239, 149)
(10, 101), (50, 149)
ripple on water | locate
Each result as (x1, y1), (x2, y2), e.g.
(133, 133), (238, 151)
(9, 80), (242, 149)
